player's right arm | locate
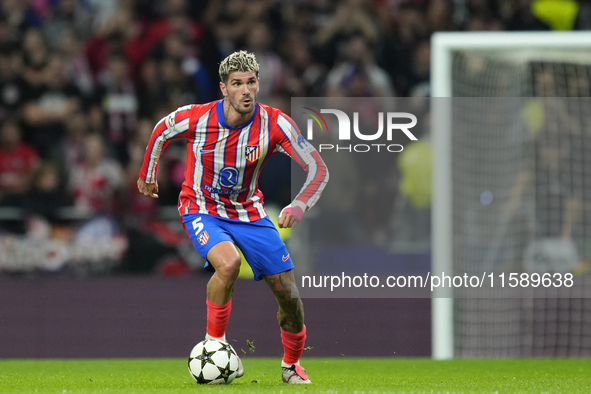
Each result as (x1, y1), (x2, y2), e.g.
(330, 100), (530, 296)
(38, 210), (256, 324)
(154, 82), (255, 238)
(275, 113), (329, 228)
(137, 106), (194, 198)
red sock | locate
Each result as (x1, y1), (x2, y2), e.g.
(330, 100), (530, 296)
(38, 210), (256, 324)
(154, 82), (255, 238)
(206, 298), (232, 338)
(281, 325), (307, 365)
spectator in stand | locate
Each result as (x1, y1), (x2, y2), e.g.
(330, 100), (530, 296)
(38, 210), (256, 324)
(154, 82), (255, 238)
(426, 0), (452, 32)
(245, 21), (286, 102)
(407, 40), (431, 97)
(59, 109), (89, 171)
(84, 9), (137, 82)
(0, 0), (42, 42)
(124, 117), (158, 224)
(21, 27), (50, 74)
(376, 2), (429, 96)
(0, 15), (18, 49)
(0, 47), (28, 121)
(314, 0), (379, 68)
(42, 0), (93, 51)
(150, 30), (213, 104)
(203, 0), (278, 52)
(464, 12), (505, 31)
(280, 29), (327, 97)
(22, 53), (83, 159)
(136, 57), (163, 119)
(287, 3), (323, 46)
(59, 28), (94, 97)
(0, 118), (39, 202)
(86, 0), (203, 85)
(325, 33), (394, 97)
(20, 161), (71, 223)
(145, 0), (206, 91)
(505, 0), (551, 31)
(159, 57), (199, 112)
(68, 132), (124, 214)
(459, 0), (505, 31)
(85, 0), (118, 33)
(92, 52), (137, 165)
(574, 0), (591, 30)
(162, 0), (204, 44)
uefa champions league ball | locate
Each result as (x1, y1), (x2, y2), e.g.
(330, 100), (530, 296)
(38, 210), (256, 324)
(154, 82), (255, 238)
(188, 339), (240, 384)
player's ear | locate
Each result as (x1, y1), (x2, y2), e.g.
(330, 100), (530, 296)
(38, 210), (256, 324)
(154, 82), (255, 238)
(220, 81), (227, 97)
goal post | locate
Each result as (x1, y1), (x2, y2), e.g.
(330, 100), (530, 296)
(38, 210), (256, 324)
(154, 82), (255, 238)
(431, 32), (591, 360)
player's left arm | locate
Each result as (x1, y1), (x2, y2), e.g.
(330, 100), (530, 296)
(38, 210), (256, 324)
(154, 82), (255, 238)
(275, 113), (329, 228)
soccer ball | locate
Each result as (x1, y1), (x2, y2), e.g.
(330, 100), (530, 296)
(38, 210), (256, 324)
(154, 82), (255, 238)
(188, 339), (240, 385)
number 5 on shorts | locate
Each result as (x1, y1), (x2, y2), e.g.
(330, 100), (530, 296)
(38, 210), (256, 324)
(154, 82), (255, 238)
(192, 217), (204, 236)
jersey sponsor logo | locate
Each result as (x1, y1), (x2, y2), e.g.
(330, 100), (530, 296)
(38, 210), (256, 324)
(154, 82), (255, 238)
(282, 254), (290, 262)
(219, 166), (239, 188)
(198, 230), (209, 245)
(204, 185), (248, 195)
(245, 145), (260, 163)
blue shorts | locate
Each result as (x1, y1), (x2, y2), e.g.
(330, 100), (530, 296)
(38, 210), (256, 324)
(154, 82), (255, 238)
(181, 213), (293, 281)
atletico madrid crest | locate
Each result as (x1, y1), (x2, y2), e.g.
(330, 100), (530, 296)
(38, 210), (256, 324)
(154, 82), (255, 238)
(198, 231), (209, 245)
(245, 145), (260, 163)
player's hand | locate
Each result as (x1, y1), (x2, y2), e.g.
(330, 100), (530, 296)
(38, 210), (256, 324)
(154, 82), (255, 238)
(137, 178), (159, 198)
(278, 204), (304, 229)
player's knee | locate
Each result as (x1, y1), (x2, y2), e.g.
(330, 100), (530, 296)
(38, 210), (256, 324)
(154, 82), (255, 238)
(216, 255), (241, 281)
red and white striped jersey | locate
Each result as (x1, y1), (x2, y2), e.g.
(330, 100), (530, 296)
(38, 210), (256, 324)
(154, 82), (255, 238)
(139, 100), (329, 222)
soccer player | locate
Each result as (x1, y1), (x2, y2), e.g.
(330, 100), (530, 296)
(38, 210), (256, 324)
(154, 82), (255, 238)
(137, 51), (328, 384)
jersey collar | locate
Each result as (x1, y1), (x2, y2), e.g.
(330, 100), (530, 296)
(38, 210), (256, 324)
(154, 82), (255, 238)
(216, 99), (258, 130)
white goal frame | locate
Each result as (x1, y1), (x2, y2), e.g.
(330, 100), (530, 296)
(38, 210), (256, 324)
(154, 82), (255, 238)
(430, 31), (591, 360)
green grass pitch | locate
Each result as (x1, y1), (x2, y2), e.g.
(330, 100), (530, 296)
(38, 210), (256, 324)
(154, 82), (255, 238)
(1, 358), (590, 394)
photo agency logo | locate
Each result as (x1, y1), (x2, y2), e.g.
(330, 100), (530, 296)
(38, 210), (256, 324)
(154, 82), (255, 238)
(302, 107), (418, 153)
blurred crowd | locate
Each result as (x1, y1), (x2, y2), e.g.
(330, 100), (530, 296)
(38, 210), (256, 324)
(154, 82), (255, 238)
(0, 0), (588, 274)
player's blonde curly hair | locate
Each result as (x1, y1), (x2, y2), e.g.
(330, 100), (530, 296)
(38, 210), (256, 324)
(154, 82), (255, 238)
(218, 51), (260, 83)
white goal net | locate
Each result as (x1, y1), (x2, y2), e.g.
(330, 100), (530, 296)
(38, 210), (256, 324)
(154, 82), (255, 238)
(432, 32), (591, 358)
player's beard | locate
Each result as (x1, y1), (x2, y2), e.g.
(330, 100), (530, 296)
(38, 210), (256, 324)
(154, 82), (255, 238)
(229, 93), (257, 116)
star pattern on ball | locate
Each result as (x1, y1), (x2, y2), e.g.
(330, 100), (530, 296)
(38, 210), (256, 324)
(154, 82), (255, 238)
(218, 342), (236, 357)
(196, 348), (217, 370)
(217, 363), (233, 383)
